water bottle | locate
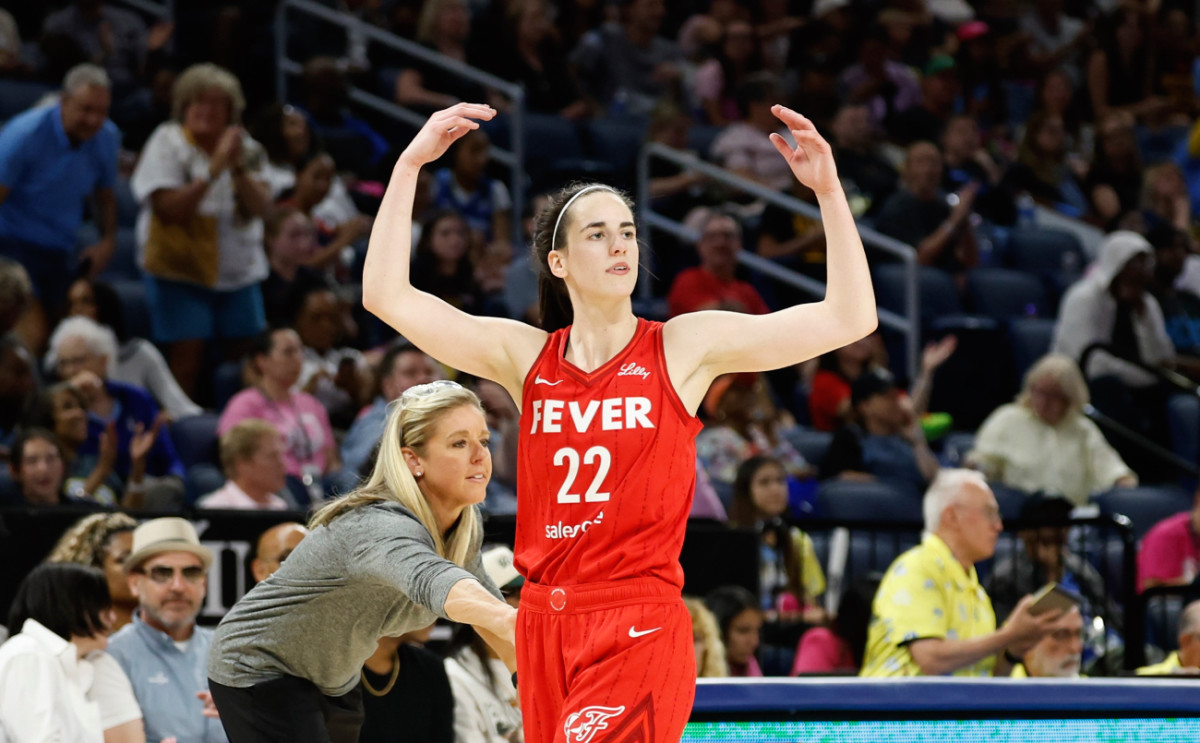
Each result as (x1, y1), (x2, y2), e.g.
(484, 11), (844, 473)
(1016, 192), (1036, 228)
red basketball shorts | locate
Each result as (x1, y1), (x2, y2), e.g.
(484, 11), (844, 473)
(516, 578), (697, 743)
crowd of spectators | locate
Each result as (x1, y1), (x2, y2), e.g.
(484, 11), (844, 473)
(3, 2), (1200, 733)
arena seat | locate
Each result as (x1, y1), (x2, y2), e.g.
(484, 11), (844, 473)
(871, 264), (962, 328)
(212, 360), (246, 412)
(184, 463), (225, 506)
(0, 80), (54, 120)
(815, 479), (921, 523)
(1008, 317), (1057, 382)
(1092, 485), (1193, 539)
(170, 414), (221, 469)
(107, 278), (152, 340)
(785, 428), (834, 467)
(966, 267), (1048, 318)
(1167, 394), (1200, 491)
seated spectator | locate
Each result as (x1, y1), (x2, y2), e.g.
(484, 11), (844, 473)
(44, 383), (123, 505)
(197, 419), (294, 510)
(1019, 0), (1089, 81)
(820, 368), (940, 499)
(792, 575), (880, 675)
(941, 115), (1015, 225)
(1030, 68), (1085, 151)
(837, 27), (921, 131)
(293, 285), (369, 429)
(1138, 489), (1200, 592)
(727, 455), (826, 624)
(756, 176), (826, 287)
(1004, 111), (1087, 216)
(475, 378), (520, 516)
(828, 103), (898, 218)
(411, 210), (490, 315)
(1085, 111), (1143, 230)
(693, 19), (765, 126)
(46, 511), (139, 631)
(568, 0), (685, 117)
(394, 0), (488, 114)
(260, 207), (336, 329)
(1051, 231), (1173, 474)
(218, 328), (344, 498)
(1137, 600), (1200, 675)
(279, 151), (372, 274)
(1141, 163), (1193, 234)
(1012, 607), (1084, 678)
(1147, 225), (1200, 363)
(691, 458), (728, 520)
(46, 317), (181, 507)
(250, 521), (309, 583)
(685, 595), (728, 678)
(967, 354), (1136, 506)
(667, 209), (769, 318)
(300, 57), (390, 172)
(359, 629), (455, 743)
(808, 334), (881, 432)
(0, 63), (119, 355)
(710, 73), (796, 191)
(342, 342), (438, 477)
(861, 470), (1061, 677)
(0, 257), (33, 341)
(444, 545), (524, 743)
(697, 373), (811, 486)
(985, 495), (1122, 638)
(108, 518), (226, 743)
(889, 55), (961, 147)
(875, 142), (979, 277)
(0, 333), (37, 454)
(4, 428), (99, 508)
(487, 0), (588, 118)
(954, 21), (1008, 134)
(66, 277), (202, 418)
(1086, 7), (1164, 123)
(132, 63), (271, 398)
(0, 562), (126, 743)
(705, 585), (764, 677)
(430, 129), (511, 250)
(43, 0), (173, 119)
(251, 103), (364, 225)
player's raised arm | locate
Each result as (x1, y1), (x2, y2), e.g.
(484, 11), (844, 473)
(665, 105), (877, 402)
(361, 104), (545, 395)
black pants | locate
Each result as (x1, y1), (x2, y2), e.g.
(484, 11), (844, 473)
(209, 676), (364, 743)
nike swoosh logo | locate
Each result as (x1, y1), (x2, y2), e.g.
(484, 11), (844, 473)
(628, 626), (662, 638)
(534, 376), (563, 386)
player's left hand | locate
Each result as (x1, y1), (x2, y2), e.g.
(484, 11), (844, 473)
(769, 105), (840, 197)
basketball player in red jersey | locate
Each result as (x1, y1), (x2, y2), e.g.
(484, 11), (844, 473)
(361, 103), (877, 742)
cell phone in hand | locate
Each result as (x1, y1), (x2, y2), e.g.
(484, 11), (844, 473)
(1028, 583), (1081, 616)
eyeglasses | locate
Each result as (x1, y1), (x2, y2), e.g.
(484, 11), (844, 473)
(141, 565), (206, 584)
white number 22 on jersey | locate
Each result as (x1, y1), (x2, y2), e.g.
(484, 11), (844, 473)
(553, 446), (612, 503)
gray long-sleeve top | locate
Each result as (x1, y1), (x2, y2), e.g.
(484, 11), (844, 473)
(207, 502), (499, 696)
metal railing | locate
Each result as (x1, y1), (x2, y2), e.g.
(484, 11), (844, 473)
(274, 0), (525, 245)
(637, 142), (920, 379)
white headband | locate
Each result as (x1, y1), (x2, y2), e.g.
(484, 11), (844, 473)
(552, 185), (617, 250)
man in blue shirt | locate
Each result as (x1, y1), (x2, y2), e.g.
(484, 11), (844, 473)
(108, 517), (228, 743)
(0, 63), (120, 353)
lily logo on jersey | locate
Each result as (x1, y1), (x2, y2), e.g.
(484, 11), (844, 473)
(563, 705), (626, 743)
(617, 362), (650, 379)
(534, 375), (563, 386)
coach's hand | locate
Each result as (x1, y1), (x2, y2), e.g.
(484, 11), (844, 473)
(398, 103), (495, 170)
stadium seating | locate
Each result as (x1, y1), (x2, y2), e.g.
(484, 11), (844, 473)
(170, 414), (221, 470)
(1092, 485), (1193, 539)
(1008, 317), (1057, 383)
(966, 267), (1048, 319)
(815, 479), (922, 523)
(871, 264), (962, 329)
(107, 278), (153, 341)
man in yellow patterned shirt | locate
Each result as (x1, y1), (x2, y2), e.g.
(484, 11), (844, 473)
(861, 469), (1062, 677)
(1137, 600), (1200, 675)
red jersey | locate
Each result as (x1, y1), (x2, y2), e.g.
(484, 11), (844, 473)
(515, 318), (704, 588)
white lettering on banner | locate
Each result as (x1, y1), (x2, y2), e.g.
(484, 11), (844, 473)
(546, 511), (605, 539)
(617, 362), (650, 379)
(530, 397), (654, 434)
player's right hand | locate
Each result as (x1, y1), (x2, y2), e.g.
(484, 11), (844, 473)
(398, 103), (495, 170)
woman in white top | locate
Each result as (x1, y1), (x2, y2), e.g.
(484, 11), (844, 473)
(967, 353), (1138, 505)
(0, 563), (134, 743)
(131, 63), (273, 398)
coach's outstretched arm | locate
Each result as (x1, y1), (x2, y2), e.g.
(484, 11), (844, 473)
(444, 577), (518, 672)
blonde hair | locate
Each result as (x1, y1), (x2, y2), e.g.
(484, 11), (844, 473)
(684, 596), (728, 678)
(309, 382), (484, 566)
(172, 63), (246, 124)
(1017, 353), (1089, 417)
(417, 0), (467, 44)
(46, 512), (138, 568)
(219, 419), (280, 477)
